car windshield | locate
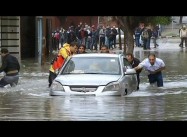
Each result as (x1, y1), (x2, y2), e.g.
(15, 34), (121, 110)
(61, 57), (121, 75)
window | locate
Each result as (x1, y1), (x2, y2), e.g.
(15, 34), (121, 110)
(123, 58), (130, 66)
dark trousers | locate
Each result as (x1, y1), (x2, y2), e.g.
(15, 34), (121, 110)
(99, 37), (105, 50)
(135, 37), (140, 47)
(48, 71), (57, 87)
(137, 73), (140, 90)
(0, 75), (19, 87)
(148, 72), (163, 87)
(143, 38), (151, 49)
(153, 37), (159, 47)
(180, 37), (187, 47)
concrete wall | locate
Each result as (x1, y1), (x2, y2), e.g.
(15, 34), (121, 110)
(0, 16), (20, 63)
(20, 16), (35, 59)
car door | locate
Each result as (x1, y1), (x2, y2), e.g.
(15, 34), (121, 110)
(121, 57), (137, 93)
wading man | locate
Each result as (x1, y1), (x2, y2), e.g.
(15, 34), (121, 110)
(134, 53), (165, 87)
(0, 48), (20, 87)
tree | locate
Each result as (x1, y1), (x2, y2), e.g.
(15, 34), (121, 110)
(112, 16), (171, 54)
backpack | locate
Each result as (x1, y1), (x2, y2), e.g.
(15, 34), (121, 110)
(152, 30), (158, 37)
(141, 29), (149, 39)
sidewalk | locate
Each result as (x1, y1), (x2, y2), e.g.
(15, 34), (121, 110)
(161, 16), (187, 38)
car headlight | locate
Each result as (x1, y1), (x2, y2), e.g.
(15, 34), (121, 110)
(103, 82), (120, 92)
(50, 81), (65, 92)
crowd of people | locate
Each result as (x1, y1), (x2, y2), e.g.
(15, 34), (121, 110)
(134, 23), (160, 50)
(51, 21), (163, 54)
(51, 22), (118, 52)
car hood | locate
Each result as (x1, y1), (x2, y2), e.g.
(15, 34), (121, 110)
(55, 74), (121, 85)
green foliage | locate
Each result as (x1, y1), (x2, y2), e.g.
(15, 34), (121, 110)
(148, 16), (171, 25)
(113, 16), (172, 28)
(130, 16), (172, 26)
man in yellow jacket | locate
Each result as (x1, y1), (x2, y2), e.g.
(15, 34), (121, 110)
(48, 42), (78, 87)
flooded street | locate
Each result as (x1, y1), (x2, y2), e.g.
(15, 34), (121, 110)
(1, 38), (187, 121)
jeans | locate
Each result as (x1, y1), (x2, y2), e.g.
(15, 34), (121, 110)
(135, 37), (140, 47)
(0, 75), (19, 87)
(148, 72), (163, 87)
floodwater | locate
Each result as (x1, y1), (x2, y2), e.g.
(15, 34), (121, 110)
(1, 38), (187, 121)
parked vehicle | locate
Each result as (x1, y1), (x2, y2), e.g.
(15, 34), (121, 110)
(116, 28), (124, 44)
(116, 28), (144, 46)
(50, 53), (138, 96)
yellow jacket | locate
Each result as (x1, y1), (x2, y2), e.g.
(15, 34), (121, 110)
(49, 43), (71, 73)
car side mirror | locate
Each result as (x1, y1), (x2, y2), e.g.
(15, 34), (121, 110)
(124, 68), (136, 75)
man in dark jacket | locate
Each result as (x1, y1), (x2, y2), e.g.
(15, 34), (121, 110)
(0, 48), (20, 87)
(126, 53), (142, 90)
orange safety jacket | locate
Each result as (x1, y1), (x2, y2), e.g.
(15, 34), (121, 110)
(49, 43), (72, 73)
(52, 55), (65, 71)
(52, 49), (71, 71)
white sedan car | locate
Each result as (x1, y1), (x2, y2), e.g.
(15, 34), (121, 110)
(116, 28), (124, 44)
(50, 53), (138, 96)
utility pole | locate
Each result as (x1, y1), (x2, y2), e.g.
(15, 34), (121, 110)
(36, 16), (43, 65)
(97, 16), (100, 27)
(172, 16), (173, 31)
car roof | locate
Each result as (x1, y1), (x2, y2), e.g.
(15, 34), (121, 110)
(72, 53), (121, 58)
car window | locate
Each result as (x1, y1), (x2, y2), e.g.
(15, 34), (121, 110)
(123, 57), (131, 66)
(61, 57), (121, 75)
(122, 57), (132, 72)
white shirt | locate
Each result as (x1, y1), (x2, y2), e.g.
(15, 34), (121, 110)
(139, 58), (165, 73)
